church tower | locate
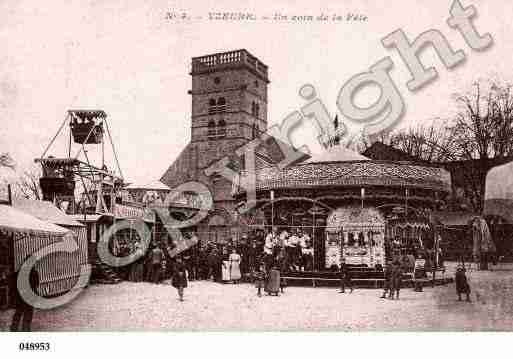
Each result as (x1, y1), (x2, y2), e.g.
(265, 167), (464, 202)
(162, 50), (270, 243)
(190, 49), (269, 157)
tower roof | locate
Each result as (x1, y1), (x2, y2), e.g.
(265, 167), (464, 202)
(191, 49), (269, 82)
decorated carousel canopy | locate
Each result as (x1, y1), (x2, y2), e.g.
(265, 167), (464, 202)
(237, 160), (451, 193)
(0, 204), (70, 235)
(326, 207), (385, 232)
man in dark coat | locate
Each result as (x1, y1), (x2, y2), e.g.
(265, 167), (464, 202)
(172, 257), (188, 301)
(339, 258), (353, 294)
(150, 245), (163, 284)
(390, 260), (403, 299)
(10, 268), (39, 332)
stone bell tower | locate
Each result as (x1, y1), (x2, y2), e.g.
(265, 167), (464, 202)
(190, 49), (269, 160)
(189, 50), (269, 225)
(160, 50), (269, 242)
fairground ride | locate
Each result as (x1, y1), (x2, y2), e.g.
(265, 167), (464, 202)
(35, 110), (125, 216)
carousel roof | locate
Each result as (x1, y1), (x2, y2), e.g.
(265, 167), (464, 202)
(238, 159), (451, 193)
(305, 147), (370, 163)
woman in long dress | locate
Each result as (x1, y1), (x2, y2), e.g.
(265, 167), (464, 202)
(229, 248), (242, 284)
(221, 247), (231, 282)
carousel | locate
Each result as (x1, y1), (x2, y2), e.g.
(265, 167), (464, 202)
(234, 147), (452, 282)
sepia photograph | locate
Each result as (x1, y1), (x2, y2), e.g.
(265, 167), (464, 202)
(1, 0), (512, 356)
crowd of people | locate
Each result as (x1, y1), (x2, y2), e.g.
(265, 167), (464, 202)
(7, 227), (473, 331)
(176, 227), (316, 284)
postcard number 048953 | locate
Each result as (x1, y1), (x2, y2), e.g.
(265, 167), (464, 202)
(18, 342), (51, 351)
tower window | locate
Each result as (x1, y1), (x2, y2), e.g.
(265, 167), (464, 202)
(217, 119), (226, 138)
(254, 80), (259, 88)
(252, 123), (258, 139)
(217, 97), (226, 112)
(207, 120), (216, 139)
(208, 99), (216, 114)
(255, 103), (260, 118)
(214, 77), (221, 85)
(209, 98), (227, 114)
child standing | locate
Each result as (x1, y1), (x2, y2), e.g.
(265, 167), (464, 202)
(455, 265), (471, 302)
(254, 262), (266, 297)
(172, 257), (188, 301)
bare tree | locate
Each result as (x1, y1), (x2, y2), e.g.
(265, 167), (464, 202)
(14, 167), (43, 200)
(389, 122), (457, 162)
(359, 121), (457, 162)
(449, 80), (513, 212)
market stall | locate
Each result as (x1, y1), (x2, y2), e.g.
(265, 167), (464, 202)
(0, 204), (82, 309)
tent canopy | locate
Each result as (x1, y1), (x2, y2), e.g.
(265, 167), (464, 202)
(12, 198), (84, 228)
(0, 204), (69, 235)
(125, 180), (170, 191)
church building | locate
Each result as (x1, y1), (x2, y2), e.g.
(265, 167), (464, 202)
(160, 49), (286, 244)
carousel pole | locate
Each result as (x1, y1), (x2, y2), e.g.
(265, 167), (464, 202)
(312, 210), (315, 271)
(405, 188), (409, 217)
(270, 190), (274, 232)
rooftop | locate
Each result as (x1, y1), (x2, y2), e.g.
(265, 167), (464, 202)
(237, 160), (452, 193)
(12, 198), (84, 227)
(191, 49), (269, 81)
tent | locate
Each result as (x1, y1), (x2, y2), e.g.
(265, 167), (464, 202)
(0, 204), (85, 305)
(12, 199), (88, 294)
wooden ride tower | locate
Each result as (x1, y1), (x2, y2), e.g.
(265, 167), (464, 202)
(35, 110), (125, 216)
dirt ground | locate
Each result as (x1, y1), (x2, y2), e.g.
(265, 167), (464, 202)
(1, 262), (512, 331)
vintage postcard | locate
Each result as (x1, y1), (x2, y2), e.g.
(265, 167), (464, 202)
(0, 0), (512, 356)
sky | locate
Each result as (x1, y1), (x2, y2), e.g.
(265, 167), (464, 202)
(1, 0), (513, 198)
